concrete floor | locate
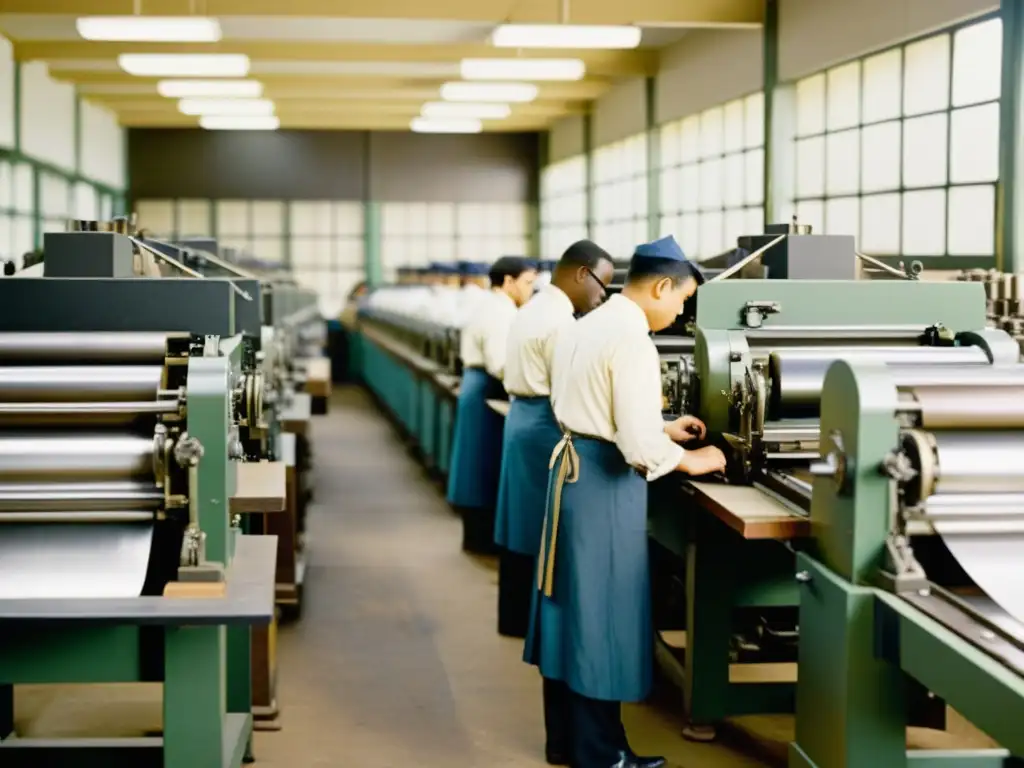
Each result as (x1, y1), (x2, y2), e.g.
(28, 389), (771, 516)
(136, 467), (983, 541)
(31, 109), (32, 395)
(251, 387), (776, 768)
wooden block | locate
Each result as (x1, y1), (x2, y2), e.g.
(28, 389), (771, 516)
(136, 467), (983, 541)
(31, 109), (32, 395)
(687, 481), (811, 540)
(301, 357), (332, 398)
(231, 461), (287, 514)
(163, 581), (227, 599)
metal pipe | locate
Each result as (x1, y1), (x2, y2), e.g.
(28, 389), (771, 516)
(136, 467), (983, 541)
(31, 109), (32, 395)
(0, 511), (154, 523)
(0, 434), (156, 482)
(0, 481), (164, 511)
(0, 366), (164, 402)
(0, 332), (181, 363)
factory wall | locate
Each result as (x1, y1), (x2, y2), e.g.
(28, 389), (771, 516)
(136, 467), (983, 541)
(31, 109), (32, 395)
(0, 36), (127, 268)
(129, 128), (538, 315)
(540, 0), (1001, 272)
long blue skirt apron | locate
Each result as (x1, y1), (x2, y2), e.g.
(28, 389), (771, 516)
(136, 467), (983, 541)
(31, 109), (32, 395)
(523, 432), (652, 703)
(494, 396), (562, 554)
(445, 367), (506, 510)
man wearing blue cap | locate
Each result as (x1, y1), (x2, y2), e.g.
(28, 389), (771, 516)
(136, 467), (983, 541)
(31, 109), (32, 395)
(447, 256), (538, 553)
(524, 236), (727, 768)
(494, 241), (615, 642)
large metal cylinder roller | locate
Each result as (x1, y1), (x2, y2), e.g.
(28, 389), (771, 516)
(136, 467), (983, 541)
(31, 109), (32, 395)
(0, 331), (187, 364)
(0, 433), (157, 482)
(0, 366), (165, 402)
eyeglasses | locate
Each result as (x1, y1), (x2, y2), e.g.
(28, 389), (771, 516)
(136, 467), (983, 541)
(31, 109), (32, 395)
(584, 266), (609, 302)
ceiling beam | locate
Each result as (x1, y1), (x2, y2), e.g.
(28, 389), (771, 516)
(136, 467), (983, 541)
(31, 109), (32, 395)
(118, 112), (552, 131)
(3, 0), (763, 25)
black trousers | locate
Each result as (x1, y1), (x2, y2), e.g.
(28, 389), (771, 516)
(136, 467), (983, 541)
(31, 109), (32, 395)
(543, 680), (627, 768)
(497, 549), (534, 637)
(459, 505), (498, 555)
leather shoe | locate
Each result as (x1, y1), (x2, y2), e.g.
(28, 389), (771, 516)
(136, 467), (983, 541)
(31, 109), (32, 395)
(545, 748), (570, 766)
(612, 751), (666, 768)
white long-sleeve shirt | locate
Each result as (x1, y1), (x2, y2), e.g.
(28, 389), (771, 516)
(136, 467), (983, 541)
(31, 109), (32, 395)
(550, 294), (684, 481)
(503, 285), (575, 397)
(460, 290), (518, 379)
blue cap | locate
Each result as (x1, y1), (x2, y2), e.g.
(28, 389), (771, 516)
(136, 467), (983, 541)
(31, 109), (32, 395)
(458, 261), (489, 276)
(430, 261), (458, 274)
(631, 235), (704, 284)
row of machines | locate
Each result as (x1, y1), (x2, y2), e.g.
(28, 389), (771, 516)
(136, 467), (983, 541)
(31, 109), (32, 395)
(346, 230), (1024, 764)
(0, 221), (327, 765)
(959, 268), (1024, 353)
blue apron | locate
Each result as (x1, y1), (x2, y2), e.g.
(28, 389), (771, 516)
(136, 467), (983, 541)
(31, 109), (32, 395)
(523, 433), (652, 703)
(446, 367), (506, 509)
(494, 396), (562, 555)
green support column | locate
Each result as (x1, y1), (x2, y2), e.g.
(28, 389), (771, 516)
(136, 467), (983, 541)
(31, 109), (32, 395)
(645, 77), (660, 240)
(535, 130), (548, 257)
(999, 0), (1024, 272)
(762, 0), (795, 228)
(364, 201), (383, 286)
(31, 165), (40, 249)
(583, 112), (594, 239)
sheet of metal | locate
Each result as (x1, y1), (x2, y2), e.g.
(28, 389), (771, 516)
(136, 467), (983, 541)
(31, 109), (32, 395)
(0, 366), (164, 402)
(0, 434), (155, 482)
(0, 480), (164, 511)
(0, 522), (153, 599)
(0, 332), (179, 363)
(912, 386), (1024, 429)
(769, 347), (988, 415)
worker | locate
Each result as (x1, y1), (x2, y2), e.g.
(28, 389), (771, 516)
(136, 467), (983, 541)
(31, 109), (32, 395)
(447, 256), (539, 553)
(494, 241), (615, 640)
(524, 235), (727, 768)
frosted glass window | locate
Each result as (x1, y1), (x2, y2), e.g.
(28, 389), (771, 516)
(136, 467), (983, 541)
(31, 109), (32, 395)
(902, 114), (948, 188)
(679, 117), (701, 162)
(251, 237), (284, 263)
(660, 167), (679, 213)
(216, 201), (249, 235)
(40, 174), (69, 218)
(679, 213), (700, 259)
(699, 212), (724, 256)
(177, 200), (211, 236)
(699, 160), (723, 208)
(0, 162), (10, 209)
(0, 215), (10, 262)
(699, 108), (724, 158)
(14, 215), (34, 254)
(251, 201), (284, 236)
(745, 207), (763, 235)
(796, 137), (825, 197)
(660, 123), (680, 167)
(794, 200), (823, 234)
(337, 238), (365, 268)
(952, 18), (1001, 107)
(860, 194), (901, 254)
(745, 93), (765, 148)
(796, 74), (826, 137)
(902, 189), (946, 255)
(13, 164), (33, 213)
(136, 200), (174, 236)
(723, 99), (745, 152)
(825, 196), (859, 236)
(860, 121), (901, 192)
(724, 209), (747, 248)
(291, 202), (332, 236)
(745, 149), (764, 205)
(904, 34), (951, 116)
(680, 165), (701, 212)
(825, 129), (860, 195)
(827, 62), (860, 130)
(723, 154), (745, 207)
(947, 185), (995, 256)
(335, 202), (364, 235)
(863, 49), (902, 124)
(949, 103), (999, 183)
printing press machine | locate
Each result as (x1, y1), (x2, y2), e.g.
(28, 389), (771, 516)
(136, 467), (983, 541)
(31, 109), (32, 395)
(0, 227), (290, 766)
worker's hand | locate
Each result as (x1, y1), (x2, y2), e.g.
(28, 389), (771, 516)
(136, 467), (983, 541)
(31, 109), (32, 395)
(677, 445), (727, 476)
(664, 415), (707, 443)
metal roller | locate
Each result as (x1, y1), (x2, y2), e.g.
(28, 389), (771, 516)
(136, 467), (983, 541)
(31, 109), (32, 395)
(0, 481), (164, 511)
(0, 399), (180, 427)
(769, 347), (989, 416)
(907, 386), (1024, 429)
(0, 434), (156, 482)
(0, 366), (164, 402)
(888, 365), (1024, 388)
(0, 511), (155, 523)
(654, 336), (696, 354)
(745, 326), (930, 348)
(904, 430), (1024, 498)
(0, 332), (184, 364)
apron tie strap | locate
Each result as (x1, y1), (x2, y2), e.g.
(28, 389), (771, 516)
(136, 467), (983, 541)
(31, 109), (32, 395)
(536, 430), (579, 597)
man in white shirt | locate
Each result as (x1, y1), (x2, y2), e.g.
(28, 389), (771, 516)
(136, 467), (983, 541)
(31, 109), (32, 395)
(446, 256), (538, 553)
(524, 236), (727, 768)
(494, 241), (615, 639)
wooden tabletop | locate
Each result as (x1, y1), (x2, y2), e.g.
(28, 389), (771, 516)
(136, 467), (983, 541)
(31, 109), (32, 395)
(231, 461), (287, 514)
(487, 399), (510, 417)
(683, 481), (810, 540)
(300, 357), (332, 397)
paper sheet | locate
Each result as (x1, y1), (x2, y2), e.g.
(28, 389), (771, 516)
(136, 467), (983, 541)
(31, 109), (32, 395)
(936, 525), (1024, 628)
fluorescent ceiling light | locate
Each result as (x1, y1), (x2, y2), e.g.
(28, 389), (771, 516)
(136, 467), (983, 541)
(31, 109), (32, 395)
(460, 58), (585, 81)
(410, 117), (482, 134)
(491, 24), (641, 49)
(199, 115), (280, 131)
(158, 79), (263, 98)
(76, 16), (222, 43)
(118, 53), (250, 78)
(422, 101), (510, 119)
(440, 82), (538, 103)
(178, 98), (275, 116)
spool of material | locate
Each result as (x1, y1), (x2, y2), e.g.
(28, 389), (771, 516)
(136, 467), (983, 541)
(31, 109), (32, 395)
(0, 523), (153, 599)
(0, 366), (164, 402)
(0, 332), (182, 364)
(933, 525), (1024, 627)
(769, 347), (989, 416)
(927, 432), (1024, 495)
(0, 481), (164, 511)
(0, 434), (156, 482)
(910, 387), (1024, 429)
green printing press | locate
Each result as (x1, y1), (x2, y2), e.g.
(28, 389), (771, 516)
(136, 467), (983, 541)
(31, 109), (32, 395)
(0, 230), (289, 767)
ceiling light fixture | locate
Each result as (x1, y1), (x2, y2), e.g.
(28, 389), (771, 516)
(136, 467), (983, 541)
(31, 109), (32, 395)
(199, 115), (280, 131)
(460, 58), (585, 81)
(178, 98), (276, 116)
(490, 24), (641, 49)
(158, 80), (264, 98)
(118, 53), (250, 78)
(76, 16), (222, 43)
(440, 82), (538, 103)
(410, 117), (483, 134)
(421, 102), (511, 119)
